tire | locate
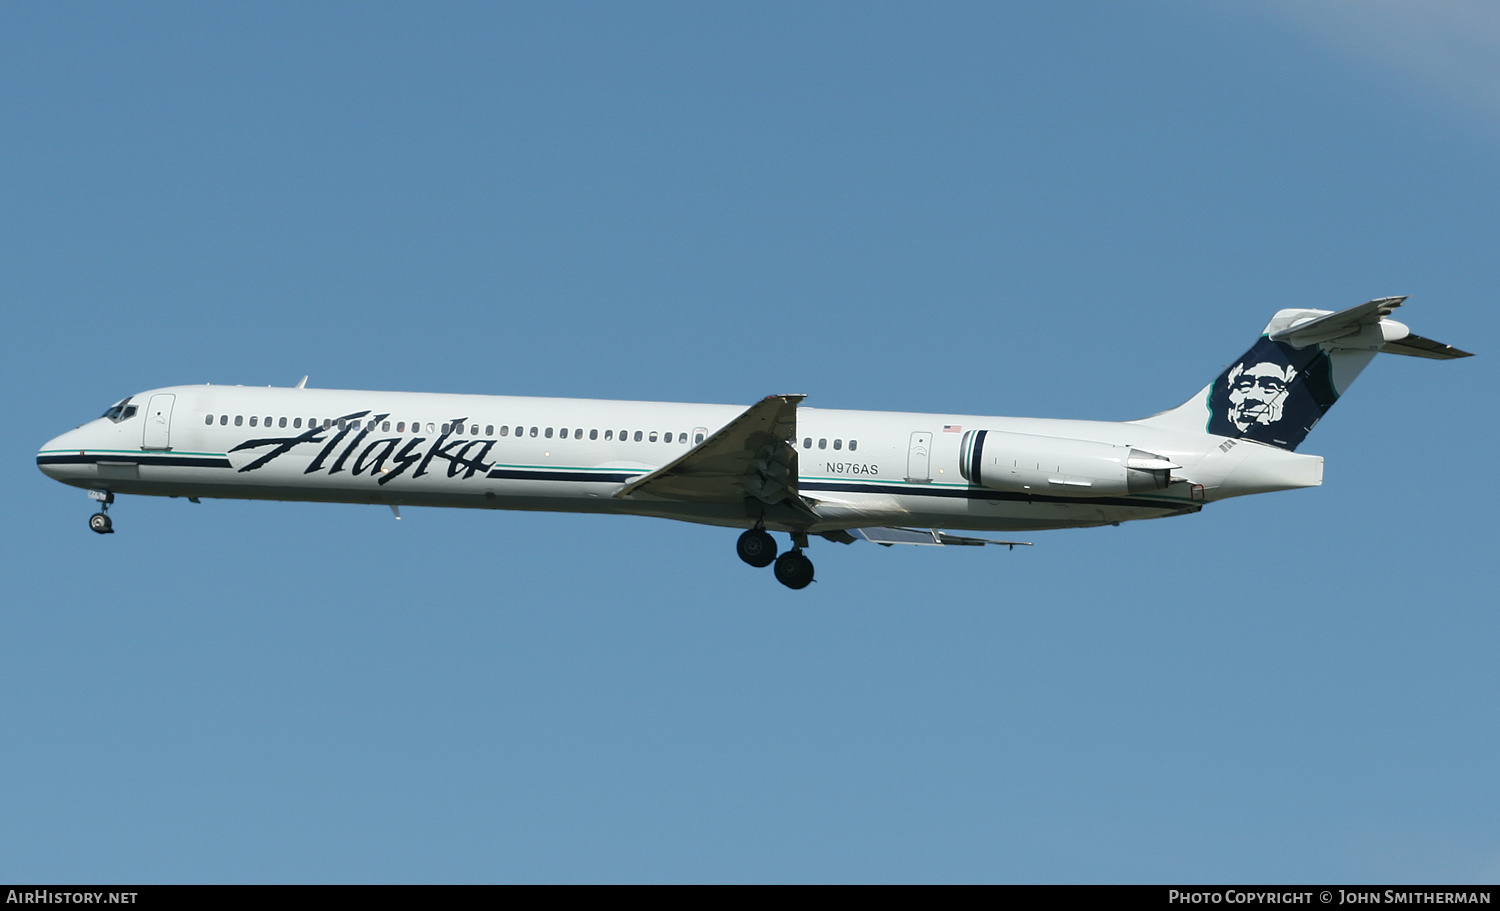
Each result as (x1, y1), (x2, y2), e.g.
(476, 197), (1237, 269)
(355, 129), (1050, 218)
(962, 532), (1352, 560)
(89, 513), (113, 534)
(773, 550), (814, 589)
(736, 529), (777, 568)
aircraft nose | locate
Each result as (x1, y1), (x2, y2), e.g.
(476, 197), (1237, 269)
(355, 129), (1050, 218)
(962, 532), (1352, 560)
(37, 429), (85, 480)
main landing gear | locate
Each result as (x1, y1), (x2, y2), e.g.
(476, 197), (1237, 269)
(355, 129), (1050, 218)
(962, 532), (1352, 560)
(736, 528), (815, 589)
(88, 490), (115, 535)
(736, 528), (777, 567)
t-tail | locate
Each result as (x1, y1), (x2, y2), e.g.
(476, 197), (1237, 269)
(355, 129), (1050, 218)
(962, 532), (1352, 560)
(1135, 296), (1472, 450)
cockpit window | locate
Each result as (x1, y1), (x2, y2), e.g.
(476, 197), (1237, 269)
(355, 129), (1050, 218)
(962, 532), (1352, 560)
(101, 399), (138, 423)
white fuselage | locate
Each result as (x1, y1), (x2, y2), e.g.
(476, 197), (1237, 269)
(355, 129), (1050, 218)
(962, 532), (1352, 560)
(37, 384), (1324, 535)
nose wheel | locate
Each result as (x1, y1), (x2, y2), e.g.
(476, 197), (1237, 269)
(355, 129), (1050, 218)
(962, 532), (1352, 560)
(87, 490), (115, 534)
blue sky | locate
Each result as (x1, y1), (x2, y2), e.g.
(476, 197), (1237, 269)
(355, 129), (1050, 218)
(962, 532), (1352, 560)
(3, 2), (1497, 883)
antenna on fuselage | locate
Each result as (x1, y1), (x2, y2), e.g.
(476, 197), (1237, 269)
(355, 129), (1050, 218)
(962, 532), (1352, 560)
(295, 376), (308, 389)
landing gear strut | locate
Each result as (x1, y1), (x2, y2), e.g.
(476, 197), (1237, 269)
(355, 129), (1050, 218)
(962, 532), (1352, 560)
(736, 528), (777, 567)
(88, 490), (115, 535)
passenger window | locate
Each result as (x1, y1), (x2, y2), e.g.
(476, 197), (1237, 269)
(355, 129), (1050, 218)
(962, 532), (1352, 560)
(471, 425), (478, 435)
(294, 418), (303, 429)
(833, 439), (842, 450)
(499, 425), (508, 437)
(485, 425), (493, 436)
(250, 416), (258, 427)
(634, 431), (643, 442)
(590, 429), (598, 440)
(803, 437), (812, 449)
(605, 430), (613, 441)
(426, 422), (435, 433)
(695, 433), (705, 444)
(649, 432), (658, 443)
(265, 416), (272, 427)
(819, 439), (827, 450)
(204, 414), (213, 425)
(325, 419), (334, 429)
(529, 427), (538, 438)
(849, 440), (858, 452)
(220, 415), (228, 426)
(679, 433), (687, 443)
(381, 421), (389, 432)
(280, 417), (288, 428)
(545, 427), (553, 439)
(575, 429), (583, 440)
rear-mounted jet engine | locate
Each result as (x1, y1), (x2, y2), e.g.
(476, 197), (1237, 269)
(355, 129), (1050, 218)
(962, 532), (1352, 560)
(958, 429), (1179, 497)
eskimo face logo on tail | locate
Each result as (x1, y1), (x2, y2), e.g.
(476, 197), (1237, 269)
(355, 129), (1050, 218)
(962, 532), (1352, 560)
(1226, 361), (1297, 431)
(229, 410), (496, 484)
(1208, 338), (1337, 450)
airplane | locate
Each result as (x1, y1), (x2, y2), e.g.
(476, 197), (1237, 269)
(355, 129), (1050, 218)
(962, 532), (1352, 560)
(37, 296), (1470, 589)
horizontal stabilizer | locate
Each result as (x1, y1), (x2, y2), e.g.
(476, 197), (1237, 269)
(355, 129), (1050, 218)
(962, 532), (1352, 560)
(851, 527), (1032, 549)
(1268, 296), (1406, 347)
(1381, 332), (1473, 359)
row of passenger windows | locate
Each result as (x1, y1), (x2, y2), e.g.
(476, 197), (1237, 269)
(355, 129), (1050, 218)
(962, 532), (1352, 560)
(803, 437), (857, 451)
(201, 414), (858, 451)
(203, 414), (709, 445)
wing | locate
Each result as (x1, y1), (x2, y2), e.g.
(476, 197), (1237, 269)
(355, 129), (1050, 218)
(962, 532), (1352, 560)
(615, 394), (816, 515)
(850, 527), (1033, 549)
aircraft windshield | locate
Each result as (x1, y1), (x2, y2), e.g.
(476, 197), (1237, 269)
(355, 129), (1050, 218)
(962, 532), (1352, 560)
(101, 398), (137, 423)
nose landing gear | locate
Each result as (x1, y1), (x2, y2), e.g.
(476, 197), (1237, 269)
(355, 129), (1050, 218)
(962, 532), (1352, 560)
(87, 490), (114, 535)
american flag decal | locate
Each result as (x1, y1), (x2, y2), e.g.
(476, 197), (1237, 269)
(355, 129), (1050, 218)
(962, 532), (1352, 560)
(943, 424), (962, 433)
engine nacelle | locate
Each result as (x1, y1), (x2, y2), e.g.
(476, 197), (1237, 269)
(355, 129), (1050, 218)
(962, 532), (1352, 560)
(958, 429), (1177, 497)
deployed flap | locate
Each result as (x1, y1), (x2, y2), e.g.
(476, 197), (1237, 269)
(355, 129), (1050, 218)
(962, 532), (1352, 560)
(615, 394), (813, 511)
(851, 527), (1033, 549)
(1268, 296), (1406, 348)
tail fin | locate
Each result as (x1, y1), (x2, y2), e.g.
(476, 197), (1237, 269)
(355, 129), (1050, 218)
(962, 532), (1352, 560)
(1134, 296), (1472, 450)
